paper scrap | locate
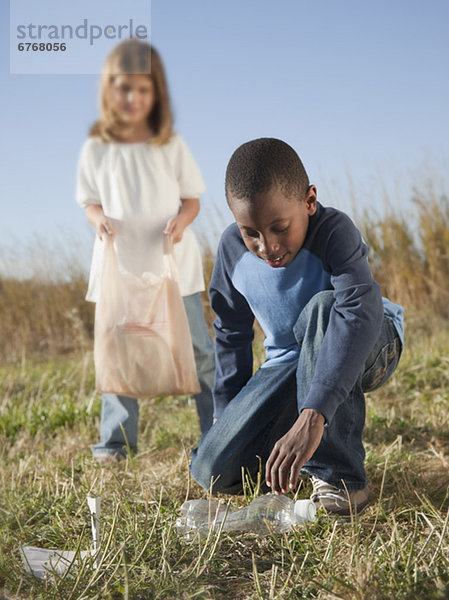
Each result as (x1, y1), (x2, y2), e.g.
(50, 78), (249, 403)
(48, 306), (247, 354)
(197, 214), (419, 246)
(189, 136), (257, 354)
(20, 546), (94, 580)
(87, 496), (101, 552)
(19, 496), (101, 580)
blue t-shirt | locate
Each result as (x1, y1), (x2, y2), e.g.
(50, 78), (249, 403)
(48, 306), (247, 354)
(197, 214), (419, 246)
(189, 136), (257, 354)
(209, 202), (404, 423)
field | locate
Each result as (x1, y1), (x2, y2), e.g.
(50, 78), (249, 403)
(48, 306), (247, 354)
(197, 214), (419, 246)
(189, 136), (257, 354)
(1, 191), (449, 600)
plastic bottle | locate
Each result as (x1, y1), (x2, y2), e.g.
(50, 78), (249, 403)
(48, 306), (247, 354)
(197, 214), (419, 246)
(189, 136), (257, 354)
(175, 498), (228, 540)
(176, 494), (316, 538)
(213, 494), (316, 535)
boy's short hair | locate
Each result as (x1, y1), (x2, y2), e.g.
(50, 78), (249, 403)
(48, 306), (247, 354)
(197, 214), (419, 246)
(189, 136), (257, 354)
(225, 138), (310, 203)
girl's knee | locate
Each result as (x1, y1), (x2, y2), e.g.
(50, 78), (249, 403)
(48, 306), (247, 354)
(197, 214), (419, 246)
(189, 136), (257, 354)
(194, 349), (215, 377)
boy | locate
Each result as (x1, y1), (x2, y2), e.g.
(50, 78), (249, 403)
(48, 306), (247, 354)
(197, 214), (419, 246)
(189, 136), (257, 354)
(190, 138), (403, 515)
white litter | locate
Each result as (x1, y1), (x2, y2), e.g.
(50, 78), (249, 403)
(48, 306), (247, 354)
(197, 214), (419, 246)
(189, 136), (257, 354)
(19, 496), (101, 581)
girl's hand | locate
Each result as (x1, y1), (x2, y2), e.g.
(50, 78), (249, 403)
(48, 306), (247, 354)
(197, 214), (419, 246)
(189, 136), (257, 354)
(164, 215), (185, 244)
(85, 205), (115, 240)
(96, 217), (115, 241)
(164, 198), (200, 244)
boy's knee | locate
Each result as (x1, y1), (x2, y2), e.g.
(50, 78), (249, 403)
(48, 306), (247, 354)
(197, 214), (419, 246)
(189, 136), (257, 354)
(294, 290), (334, 339)
(307, 290), (334, 313)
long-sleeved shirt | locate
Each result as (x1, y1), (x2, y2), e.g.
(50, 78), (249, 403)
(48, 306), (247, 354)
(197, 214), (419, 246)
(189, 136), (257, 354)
(209, 202), (404, 424)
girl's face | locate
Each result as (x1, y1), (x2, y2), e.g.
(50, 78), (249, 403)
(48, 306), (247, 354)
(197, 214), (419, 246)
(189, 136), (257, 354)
(110, 74), (156, 127)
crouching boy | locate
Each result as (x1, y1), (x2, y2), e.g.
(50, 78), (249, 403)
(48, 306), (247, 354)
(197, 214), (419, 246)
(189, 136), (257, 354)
(190, 138), (403, 515)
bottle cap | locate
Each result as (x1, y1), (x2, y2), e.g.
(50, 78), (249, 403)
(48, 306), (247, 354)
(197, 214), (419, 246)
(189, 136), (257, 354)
(294, 499), (317, 523)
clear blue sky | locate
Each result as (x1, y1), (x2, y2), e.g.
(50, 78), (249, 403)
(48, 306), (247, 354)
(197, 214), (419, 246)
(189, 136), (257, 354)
(2, 0), (449, 271)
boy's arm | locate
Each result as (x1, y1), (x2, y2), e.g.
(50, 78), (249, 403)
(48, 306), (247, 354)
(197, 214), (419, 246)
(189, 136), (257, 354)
(266, 211), (384, 493)
(210, 233), (255, 420)
(164, 197), (200, 243)
(301, 213), (384, 421)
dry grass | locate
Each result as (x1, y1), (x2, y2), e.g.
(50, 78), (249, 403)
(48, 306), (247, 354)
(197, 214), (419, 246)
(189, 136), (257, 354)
(2, 185), (449, 362)
(0, 234), (94, 363)
(355, 188), (449, 329)
(1, 337), (449, 599)
(1, 180), (449, 598)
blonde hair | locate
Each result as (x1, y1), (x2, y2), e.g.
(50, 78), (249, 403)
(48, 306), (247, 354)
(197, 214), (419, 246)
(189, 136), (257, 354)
(89, 39), (173, 145)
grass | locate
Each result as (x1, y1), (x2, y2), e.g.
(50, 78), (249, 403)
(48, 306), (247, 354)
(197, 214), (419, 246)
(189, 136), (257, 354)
(1, 324), (449, 599)
(2, 181), (449, 599)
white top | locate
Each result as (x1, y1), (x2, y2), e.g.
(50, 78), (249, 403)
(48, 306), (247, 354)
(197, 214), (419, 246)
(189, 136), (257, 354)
(76, 133), (206, 301)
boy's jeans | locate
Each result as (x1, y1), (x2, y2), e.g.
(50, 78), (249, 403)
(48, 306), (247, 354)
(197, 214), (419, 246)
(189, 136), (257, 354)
(190, 290), (402, 494)
(93, 292), (215, 458)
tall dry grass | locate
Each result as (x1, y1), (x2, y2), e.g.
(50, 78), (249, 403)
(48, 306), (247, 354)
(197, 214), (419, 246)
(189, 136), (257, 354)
(1, 182), (449, 363)
(356, 189), (449, 331)
(0, 236), (94, 363)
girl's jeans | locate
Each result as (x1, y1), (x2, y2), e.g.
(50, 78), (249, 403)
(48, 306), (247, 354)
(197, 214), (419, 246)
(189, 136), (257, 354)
(190, 290), (402, 494)
(93, 292), (215, 458)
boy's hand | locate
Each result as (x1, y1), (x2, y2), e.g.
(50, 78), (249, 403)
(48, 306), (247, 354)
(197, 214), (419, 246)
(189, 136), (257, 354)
(265, 409), (325, 494)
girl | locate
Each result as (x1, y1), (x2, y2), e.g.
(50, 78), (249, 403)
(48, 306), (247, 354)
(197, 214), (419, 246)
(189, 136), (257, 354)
(76, 39), (215, 462)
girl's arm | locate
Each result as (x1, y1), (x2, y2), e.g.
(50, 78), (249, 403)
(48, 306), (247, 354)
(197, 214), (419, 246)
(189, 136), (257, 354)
(85, 205), (115, 240)
(164, 197), (200, 243)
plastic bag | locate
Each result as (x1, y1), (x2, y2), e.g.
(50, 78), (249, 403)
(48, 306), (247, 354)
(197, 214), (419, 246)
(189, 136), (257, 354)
(94, 236), (200, 398)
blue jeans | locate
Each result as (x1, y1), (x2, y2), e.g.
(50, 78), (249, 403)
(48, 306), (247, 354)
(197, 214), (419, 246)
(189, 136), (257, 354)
(93, 292), (215, 458)
(190, 291), (402, 494)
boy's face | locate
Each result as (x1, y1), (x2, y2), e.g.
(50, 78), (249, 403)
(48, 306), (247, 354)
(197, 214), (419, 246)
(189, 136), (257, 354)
(230, 184), (317, 268)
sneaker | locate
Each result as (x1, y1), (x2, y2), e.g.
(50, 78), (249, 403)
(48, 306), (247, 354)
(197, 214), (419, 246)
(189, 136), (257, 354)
(310, 476), (370, 516)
